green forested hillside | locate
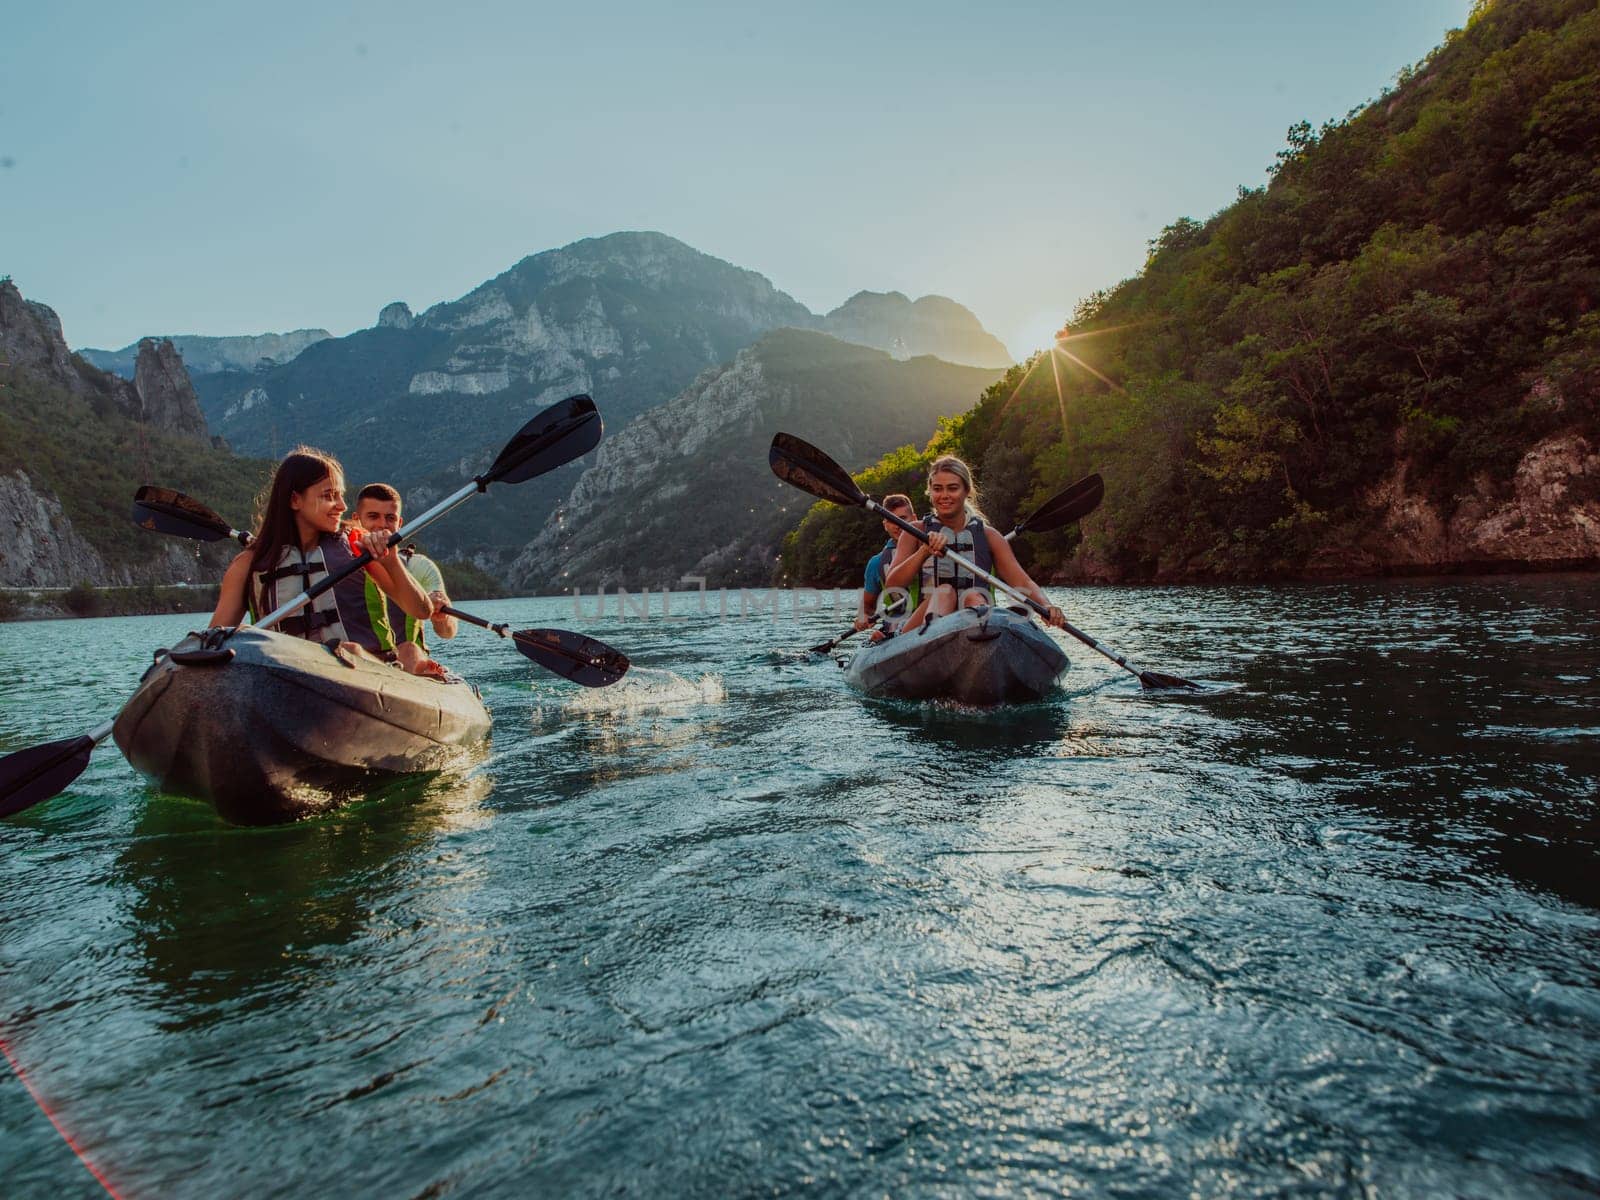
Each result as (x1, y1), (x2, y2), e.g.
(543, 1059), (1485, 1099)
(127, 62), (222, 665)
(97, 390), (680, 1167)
(0, 369), (271, 575)
(784, 0), (1599, 585)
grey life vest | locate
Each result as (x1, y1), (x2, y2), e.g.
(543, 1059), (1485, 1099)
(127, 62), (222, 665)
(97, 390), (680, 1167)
(911, 512), (994, 606)
(250, 532), (391, 652)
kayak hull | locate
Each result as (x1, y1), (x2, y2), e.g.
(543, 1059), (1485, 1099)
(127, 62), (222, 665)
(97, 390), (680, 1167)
(112, 627), (491, 825)
(844, 606), (1068, 705)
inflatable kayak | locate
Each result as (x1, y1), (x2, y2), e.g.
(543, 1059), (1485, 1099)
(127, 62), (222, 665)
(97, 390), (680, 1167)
(112, 626), (491, 825)
(844, 606), (1068, 705)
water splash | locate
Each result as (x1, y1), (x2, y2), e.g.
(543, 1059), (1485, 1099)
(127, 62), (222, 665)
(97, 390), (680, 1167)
(561, 667), (726, 715)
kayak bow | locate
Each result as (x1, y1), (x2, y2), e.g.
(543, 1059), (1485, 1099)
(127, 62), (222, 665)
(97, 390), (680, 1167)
(112, 627), (491, 824)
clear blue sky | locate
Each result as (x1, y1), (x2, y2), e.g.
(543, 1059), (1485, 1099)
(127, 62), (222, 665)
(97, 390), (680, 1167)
(1, 0), (1472, 360)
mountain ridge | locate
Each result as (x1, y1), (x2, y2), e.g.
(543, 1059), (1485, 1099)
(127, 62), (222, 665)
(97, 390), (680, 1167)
(183, 231), (1011, 565)
(511, 327), (1004, 592)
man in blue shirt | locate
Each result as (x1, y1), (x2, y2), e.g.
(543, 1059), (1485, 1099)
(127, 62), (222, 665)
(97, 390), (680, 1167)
(855, 492), (914, 638)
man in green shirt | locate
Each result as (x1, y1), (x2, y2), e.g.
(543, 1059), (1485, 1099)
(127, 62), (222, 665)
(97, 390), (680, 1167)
(353, 483), (459, 675)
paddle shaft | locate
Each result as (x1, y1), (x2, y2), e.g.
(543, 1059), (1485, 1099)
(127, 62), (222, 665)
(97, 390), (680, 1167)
(871, 500), (1170, 683)
(252, 479), (479, 632)
(809, 628), (860, 654)
(439, 604), (510, 637)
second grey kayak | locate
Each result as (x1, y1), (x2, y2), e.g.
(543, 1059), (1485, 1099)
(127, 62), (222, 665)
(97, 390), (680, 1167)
(844, 606), (1068, 705)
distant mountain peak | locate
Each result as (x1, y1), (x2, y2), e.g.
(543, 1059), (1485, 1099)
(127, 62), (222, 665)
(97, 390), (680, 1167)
(820, 289), (1011, 368)
(80, 327), (332, 378)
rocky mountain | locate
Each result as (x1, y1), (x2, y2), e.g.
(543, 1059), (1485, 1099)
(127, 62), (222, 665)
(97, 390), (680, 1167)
(0, 280), (269, 588)
(80, 328), (331, 377)
(182, 232), (1011, 567)
(819, 291), (1011, 367)
(510, 328), (1003, 592)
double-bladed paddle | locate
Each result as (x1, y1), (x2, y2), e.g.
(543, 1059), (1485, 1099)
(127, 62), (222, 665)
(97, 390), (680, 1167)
(1005, 472), (1104, 540)
(129, 489), (630, 687)
(769, 433), (1201, 691)
(439, 608), (629, 687)
(132, 485), (253, 545)
(802, 472), (1105, 656)
(1, 394), (609, 821)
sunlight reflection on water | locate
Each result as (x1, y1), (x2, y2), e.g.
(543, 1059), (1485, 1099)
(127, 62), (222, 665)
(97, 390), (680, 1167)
(1, 578), (1597, 1196)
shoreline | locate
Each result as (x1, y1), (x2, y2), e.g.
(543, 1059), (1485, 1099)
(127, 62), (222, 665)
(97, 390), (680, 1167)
(5, 561), (1596, 623)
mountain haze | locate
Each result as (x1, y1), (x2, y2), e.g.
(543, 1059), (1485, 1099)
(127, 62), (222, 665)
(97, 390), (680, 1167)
(184, 232), (1011, 566)
(820, 291), (1010, 367)
(512, 329), (1003, 592)
(81, 329), (332, 377)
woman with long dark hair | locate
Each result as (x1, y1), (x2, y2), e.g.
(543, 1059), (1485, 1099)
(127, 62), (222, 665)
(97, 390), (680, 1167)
(207, 447), (433, 653)
(883, 453), (1066, 635)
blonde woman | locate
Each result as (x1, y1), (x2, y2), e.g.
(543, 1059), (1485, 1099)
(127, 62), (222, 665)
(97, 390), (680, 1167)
(883, 455), (1066, 635)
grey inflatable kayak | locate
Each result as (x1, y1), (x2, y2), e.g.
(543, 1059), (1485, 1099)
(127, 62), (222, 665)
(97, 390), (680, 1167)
(112, 626), (491, 825)
(844, 605), (1069, 705)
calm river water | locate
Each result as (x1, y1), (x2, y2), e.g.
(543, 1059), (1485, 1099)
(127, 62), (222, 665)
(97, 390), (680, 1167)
(1, 578), (1596, 1197)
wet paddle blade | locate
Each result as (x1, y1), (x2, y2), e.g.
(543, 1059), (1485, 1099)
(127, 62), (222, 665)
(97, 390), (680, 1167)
(1139, 669), (1204, 691)
(0, 735), (96, 819)
(512, 628), (631, 687)
(806, 628), (858, 655)
(131, 485), (235, 542)
(484, 394), (602, 486)
(769, 433), (868, 508)
(1018, 473), (1104, 535)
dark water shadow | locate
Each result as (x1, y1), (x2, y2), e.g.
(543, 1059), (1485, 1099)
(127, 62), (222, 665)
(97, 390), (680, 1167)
(1216, 645), (1600, 910)
(114, 767), (493, 1028)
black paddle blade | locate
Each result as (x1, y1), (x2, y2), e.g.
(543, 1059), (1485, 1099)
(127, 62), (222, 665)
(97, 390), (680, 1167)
(1139, 669), (1204, 691)
(1019, 473), (1105, 535)
(131, 485), (235, 542)
(483, 394), (603, 486)
(806, 628), (857, 654)
(769, 433), (867, 508)
(0, 734), (96, 819)
(512, 628), (630, 687)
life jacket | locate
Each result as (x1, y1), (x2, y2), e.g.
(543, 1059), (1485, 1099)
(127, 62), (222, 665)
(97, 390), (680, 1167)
(384, 547), (445, 649)
(909, 512), (993, 608)
(866, 538), (909, 622)
(249, 531), (394, 653)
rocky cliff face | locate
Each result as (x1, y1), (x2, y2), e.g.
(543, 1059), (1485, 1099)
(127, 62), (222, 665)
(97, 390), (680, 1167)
(133, 338), (210, 442)
(0, 469), (112, 586)
(1332, 431), (1600, 575)
(79, 328), (332, 377)
(378, 301), (414, 330)
(1, 281), (254, 591)
(1, 283), (211, 442)
(0, 468), (197, 588)
(401, 231), (816, 414)
(0, 280), (100, 399)
(820, 291), (1013, 368)
(509, 328), (1004, 591)
(1064, 430), (1600, 585)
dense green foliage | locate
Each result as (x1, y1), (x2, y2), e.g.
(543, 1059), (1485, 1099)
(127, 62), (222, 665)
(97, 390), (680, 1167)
(786, 0), (1599, 584)
(0, 584), (220, 621)
(434, 559), (509, 600)
(0, 369), (272, 574)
